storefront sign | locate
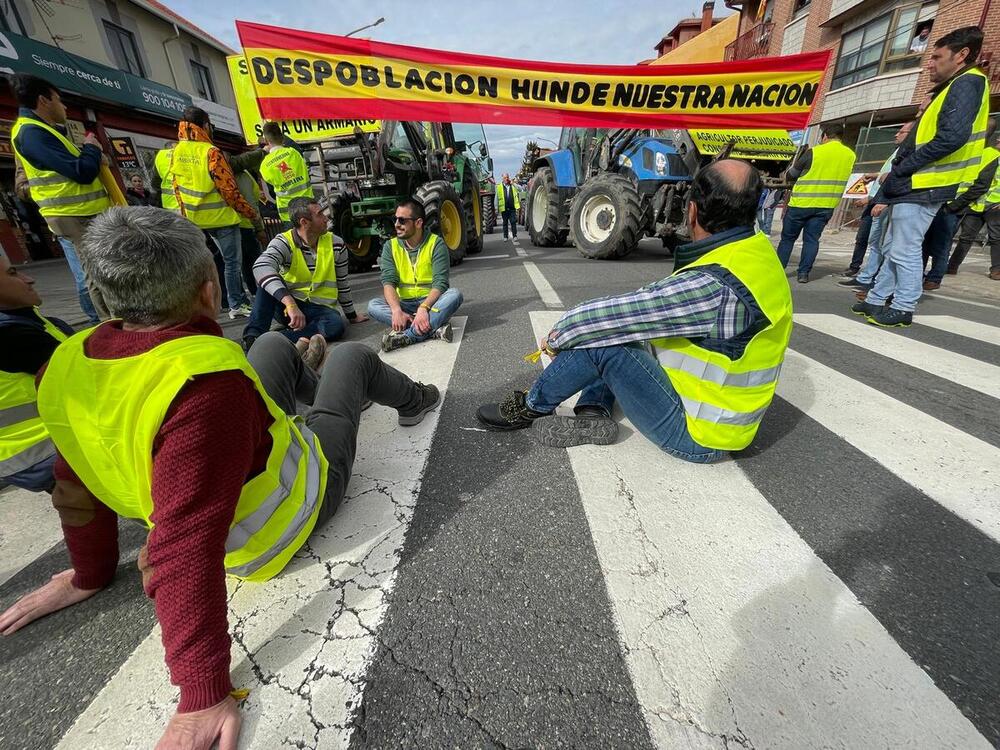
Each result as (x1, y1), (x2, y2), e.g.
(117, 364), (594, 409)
(192, 96), (242, 135)
(111, 137), (141, 172)
(226, 55), (378, 145)
(0, 30), (191, 119)
(236, 21), (830, 130)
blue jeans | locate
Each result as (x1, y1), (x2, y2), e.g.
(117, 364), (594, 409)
(856, 211), (887, 285)
(866, 202), (942, 312)
(776, 206), (834, 274)
(205, 226), (247, 309)
(757, 206), (776, 235)
(367, 288), (464, 342)
(57, 237), (98, 324)
(525, 344), (726, 463)
(244, 288), (346, 341)
(921, 207), (959, 283)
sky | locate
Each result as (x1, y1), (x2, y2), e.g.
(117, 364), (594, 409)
(167, 0), (722, 179)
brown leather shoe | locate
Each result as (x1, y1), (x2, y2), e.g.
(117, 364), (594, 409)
(989, 269), (1000, 281)
(922, 280), (941, 291)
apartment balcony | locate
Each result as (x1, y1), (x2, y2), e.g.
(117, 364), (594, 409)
(724, 22), (773, 61)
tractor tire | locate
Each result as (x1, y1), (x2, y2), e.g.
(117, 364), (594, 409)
(527, 166), (564, 247)
(569, 173), (642, 260)
(331, 193), (379, 273)
(464, 170), (484, 255)
(482, 194), (496, 234)
(416, 180), (467, 266)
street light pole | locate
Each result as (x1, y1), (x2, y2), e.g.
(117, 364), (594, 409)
(345, 17), (385, 37)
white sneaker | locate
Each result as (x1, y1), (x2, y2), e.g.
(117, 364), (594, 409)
(432, 323), (453, 342)
(228, 304), (252, 320)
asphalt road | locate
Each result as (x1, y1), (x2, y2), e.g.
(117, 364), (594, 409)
(2, 226), (999, 749)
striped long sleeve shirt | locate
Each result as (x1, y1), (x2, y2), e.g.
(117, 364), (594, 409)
(253, 230), (357, 317)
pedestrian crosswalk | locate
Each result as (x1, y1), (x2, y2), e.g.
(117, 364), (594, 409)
(1, 308), (999, 749)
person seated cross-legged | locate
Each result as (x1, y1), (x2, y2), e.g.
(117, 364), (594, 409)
(241, 197), (367, 351)
(0, 207), (440, 750)
(477, 160), (793, 463)
(367, 198), (463, 352)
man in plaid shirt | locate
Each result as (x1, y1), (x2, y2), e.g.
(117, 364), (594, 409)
(477, 159), (793, 462)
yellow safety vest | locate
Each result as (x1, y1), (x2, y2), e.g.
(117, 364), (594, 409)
(970, 146), (1000, 212)
(496, 183), (520, 212)
(260, 146), (312, 221)
(650, 232), (793, 451)
(10, 118), (110, 218)
(170, 140), (240, 229)
(279, 230), (339, 307)
(913, 68), (990, 192)
(788, 140), (856, 209)
(154, 148), (179, 213)
(391, 234), (438, 299)
(0, 309), (68, 478)
(37, 330), (328, 582)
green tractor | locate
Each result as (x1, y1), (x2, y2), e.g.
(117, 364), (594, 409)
(313, 121), (492, 272)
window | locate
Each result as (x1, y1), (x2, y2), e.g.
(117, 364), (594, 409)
(104, 21), (145, 77)
(793, 0), (811, 14)
(0, 0), (28, 35)
(831, 3), (935, 90)
(189, 61), (216, 102)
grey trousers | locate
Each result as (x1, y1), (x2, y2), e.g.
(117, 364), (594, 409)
(246, 333), (422, 524)
(45, 214), (109, 319)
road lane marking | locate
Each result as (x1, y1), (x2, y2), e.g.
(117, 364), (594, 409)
(529, 310), (992, 750)
(464, 254), (512, 260)
(921, 292), (1000, 312)
(56, 319), (468, 750)
(916, 315), (1000, 347)
(795, 313), (1000, 399)
(522, 261), (563, 308)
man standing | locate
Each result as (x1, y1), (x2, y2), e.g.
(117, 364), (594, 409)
(858, 26), (990, 327)
(242, 197), (367, 350)
(368, 198), (464, 352)
(154, 141), (179, 213)
(496, 173), (520, 241)
(0, 207), (440, 749)
(477, 160), (793, 462)
(776, 124), (856, 283)
(259, 121), (313, 230)
(947, 130), (1000, 280)
(0, 249), (73, 493)
(172, 106), (258, 319)
(10, 74), (111, 318)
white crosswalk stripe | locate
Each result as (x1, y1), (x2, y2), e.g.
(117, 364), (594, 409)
(916, 314), (1000, 346)
(53, 319), (467, 749)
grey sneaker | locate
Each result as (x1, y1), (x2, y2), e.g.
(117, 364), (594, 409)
(398, 383), (441, 426)
(533, 414), (619, 447)
(301, 334), (327, 372)
(381, 331), (413, 352)
(228, 303), (252, 320)
(432, 323), (453, 342)
(866, 306), (912, 328)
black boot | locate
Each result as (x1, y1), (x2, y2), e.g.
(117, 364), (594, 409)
(477, 391), (549, 431)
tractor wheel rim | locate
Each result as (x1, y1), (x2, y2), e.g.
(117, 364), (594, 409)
(441, 201), (462, 249)
(531, 188), (548, 232)
(580, 194), (617, 244)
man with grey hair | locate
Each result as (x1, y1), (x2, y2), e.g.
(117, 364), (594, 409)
(242, 196), (367, 351)
(0, 207), (439, 749)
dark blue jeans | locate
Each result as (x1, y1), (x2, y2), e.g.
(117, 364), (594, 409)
(525, 343), (726, 463)
(502, 209), (518, 239)
(850, 202), (873, 271)
(243, 288), (346, 341)
(776, 206), (834, 274)
(921, 207), (959, 283)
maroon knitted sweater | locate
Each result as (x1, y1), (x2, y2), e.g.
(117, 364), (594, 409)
(52, 316), (272, 712)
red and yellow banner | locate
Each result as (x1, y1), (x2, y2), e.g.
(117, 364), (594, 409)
(235, 21), (831, 131)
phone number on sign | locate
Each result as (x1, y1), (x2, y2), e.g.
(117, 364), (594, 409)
(142, 90), (186, 113)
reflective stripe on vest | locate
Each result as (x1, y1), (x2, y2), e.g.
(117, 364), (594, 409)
(260, 147), (312, 221)
(0, 309), (68, 477)
(788, 140), (856, 209)
(971, 146), (1000, 212)
(496, 183), (520, 212)
(278, 230), (339, 307)
(154, 148), (179, 212)
(11, 118), (110, 218)
(913, 68), (990, 192)
(392, 233), (438, 299)
(170, 140), (240, 229)
(36, 331), (329, 582)
(649, 232), (793, 451)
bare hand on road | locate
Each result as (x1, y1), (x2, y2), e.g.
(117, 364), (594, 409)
(155, 696), (241, 750)
(0, 569), (98, 635)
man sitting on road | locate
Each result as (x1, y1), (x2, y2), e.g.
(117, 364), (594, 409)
(368, 198), (464, 352)
(241, 197), (368, 351)
(0, 249), (73, 493)
(477, 160), (793, 463)
(0, 207), (440, 749)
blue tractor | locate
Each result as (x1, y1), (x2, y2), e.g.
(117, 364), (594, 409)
(526, 128), (709, 259)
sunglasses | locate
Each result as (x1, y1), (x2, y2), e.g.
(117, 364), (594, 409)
(393, 216), (414, 224)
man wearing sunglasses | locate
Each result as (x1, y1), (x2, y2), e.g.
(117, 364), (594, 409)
(367, 198), (464, 352)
